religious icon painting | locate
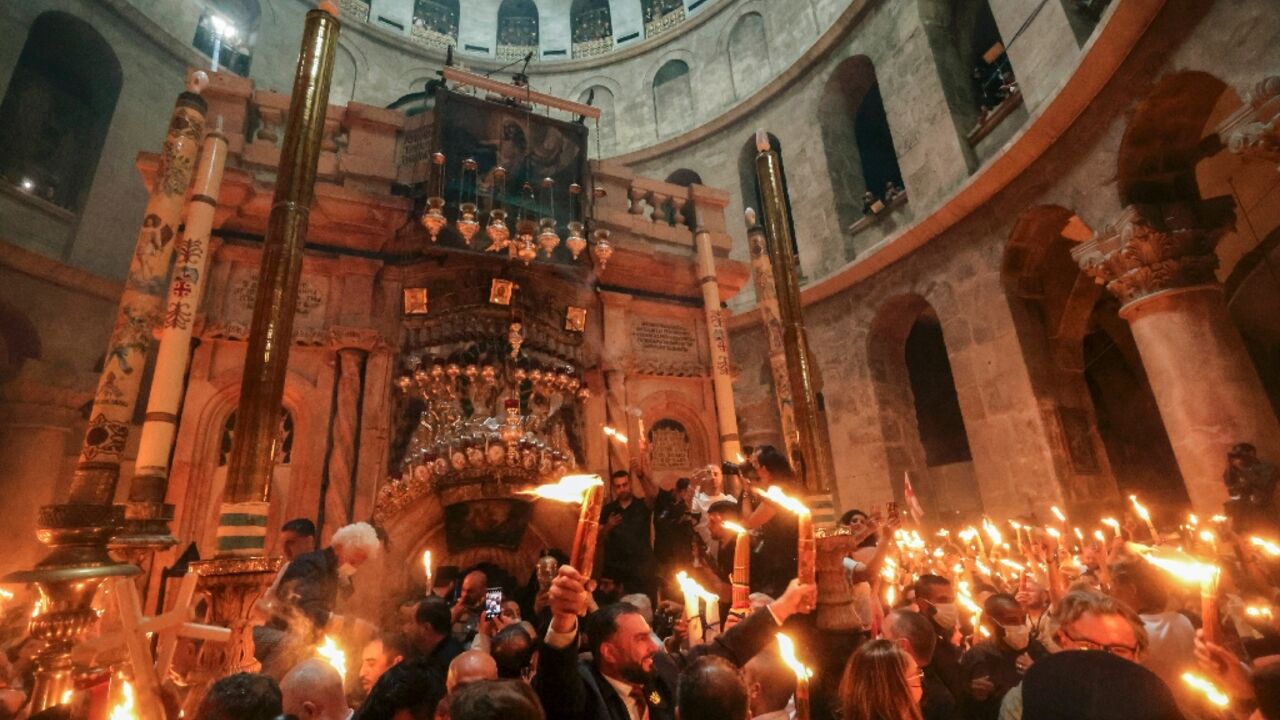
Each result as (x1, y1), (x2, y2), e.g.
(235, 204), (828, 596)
(403, 287), (429, 315)
(564, 306), (587, 332)
(490, 279), (515, 306)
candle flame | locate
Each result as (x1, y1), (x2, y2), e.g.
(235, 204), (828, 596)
(422, 549), (432, 582)
(1181, 673), (1229, 708)
(999, 559), (1025, 572)
(1198, 530), (1216, 544)
(60, 689), (74, 705)
(982, 517), (1003, 545)
(775, 633), (813, 681)
(1051, 506), (1067, 523)
(885, 584), (896, 606)
(316, 635), (346, 681)
(675, 571), (719, 603)
(761, 486), (810, 516)
(1139, 546), (1219, 585)
(958, 527), (978, 542)
(1210, 515), (1227, 524)
(1128, 495), (1152, 522)
(722, 521), (747, 535)
(522, 474), (604, 503)
(1093, 530), (1106, 543)
(1187, 513), (1199, 527)
(1245, 605), (1273, 619)
(1073, 527), (1084, 542)
(109, 681), (135, 720)
(602, 426), (629, 444)
(1009, 520), (1023, 530)
(1251, 537), (1280, 557)
(1045, 527), (1061, 540)
(1101, 517), (1120, 535)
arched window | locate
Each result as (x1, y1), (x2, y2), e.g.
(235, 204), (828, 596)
(193, 0), (260, 75)
(653, 60), (692, 139)
(642, 0), (685, 37)
(727, 12), (768, 99)
(571, 0), (613, 58)
(665, 169), (703, 187)
(0, 12), (121, 212)
(412, 0), (460, 48)
(818, 56), (905, 233)
(497, 0), (540, 61)
(918, 0), (1020, 155)
(578, 85), (616, 155)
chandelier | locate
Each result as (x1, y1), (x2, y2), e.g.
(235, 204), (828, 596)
(394, 334), (590, 488)
(419, 152), (614, 270)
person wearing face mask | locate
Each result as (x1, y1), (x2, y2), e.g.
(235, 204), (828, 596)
(914, 575), (965, 702)
(959, 594), (1048, 720)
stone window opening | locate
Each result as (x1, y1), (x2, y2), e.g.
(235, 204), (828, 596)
(411, 0), (460, 49)
(578, 85), (616, 155)
(727, 12), (769, 100)
(653, 60), (693, 139)
(192, 0), (260, 76)
(818, 56), (905, 240)
(497, 0), (540, 62)
(904, 309), (972, 467)
(571, 0), (613, 59)
(0, 12), (121, 214)
(643, 0), (685, 38)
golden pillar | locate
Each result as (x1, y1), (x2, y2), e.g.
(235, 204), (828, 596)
(189, 4), (339, 685)
(6, 75), (209, 716)
(744, 216), (799, 462)
(694, 228), (743, 463)
(752, 130), (835, 493)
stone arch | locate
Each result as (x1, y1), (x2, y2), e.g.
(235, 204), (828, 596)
(916, 0), (1015, 164)
(634, 389), (714, 476)
(497, 0), (540, 57)
(576, 83), (617, 155)
(652, 59), (693, 139)
(665, 168), (702, 187)
(1002, 205), (1182, 514)
(727, 11), (769, 100)
(1116, 71), (1233, 206)
(818, 55), (905, 233)
(867, 294), (979, 522)
(0, 12), (122, 213)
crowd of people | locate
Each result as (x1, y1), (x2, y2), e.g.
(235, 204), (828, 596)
(1, 444), (1277, 720)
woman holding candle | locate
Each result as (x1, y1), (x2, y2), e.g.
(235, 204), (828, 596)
(838, 638), (924, 720)
(738, 445), (803, 598)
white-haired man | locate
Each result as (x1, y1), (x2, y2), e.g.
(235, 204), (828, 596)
(273, 522), (380, 653)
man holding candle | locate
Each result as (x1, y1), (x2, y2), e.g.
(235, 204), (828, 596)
(1110, 559), (1197, 703)
(601, 467), (658, 600)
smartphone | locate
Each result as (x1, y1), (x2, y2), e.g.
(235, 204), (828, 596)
(483, 588), (503, 620)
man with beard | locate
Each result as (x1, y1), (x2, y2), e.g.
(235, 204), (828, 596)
(451, 570), (489, 644)
(915, 574), (964, 701)
(534, 565), (816, 720)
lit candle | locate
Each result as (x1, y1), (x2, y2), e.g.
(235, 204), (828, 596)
(1129, 495), (1160, 544)
(1141, 546), (1220, 644)
(1251, 536), (1280, 557)
(761, 486), (815, 600)
(524, 474), (606, 578)
(108, 679), (136, 720)
(1181, 673), (1229, 709)
(602, 426), (629, 445)
(1101, 517), (1121, 538)
(722, 521), (752, 611)
(316, 635), (346, 681)
(422, 550), (432, 595)
(676, 571), (719, 645)
(776, 633), (813, 720)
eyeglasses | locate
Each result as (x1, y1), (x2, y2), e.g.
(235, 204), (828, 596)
(905, 671), (924, 689)
(1059, 629), (1139, 660)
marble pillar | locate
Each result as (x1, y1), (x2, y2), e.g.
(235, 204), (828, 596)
(694, 228), (743, 463)
(1072, 204), (1280, 513)
(323, 341), (368, 534)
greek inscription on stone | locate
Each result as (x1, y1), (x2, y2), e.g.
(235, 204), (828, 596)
(632, 320), (697, 356)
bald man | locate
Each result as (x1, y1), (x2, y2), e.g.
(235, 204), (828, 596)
(451, 570), (489, 643)
(678, 656), (750, 720)
(446, 650), (498, 693)
(281, 659), (350, 720)
(743, 649), (794, 720)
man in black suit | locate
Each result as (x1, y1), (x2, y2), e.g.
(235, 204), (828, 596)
(533, 564), (815, 720)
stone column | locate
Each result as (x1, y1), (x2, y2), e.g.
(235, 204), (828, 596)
(1072, 204), (1280, 513)
(745, 216), (799, 462)
(322, 330), (375, 536)
(694, 228), (743, 463)
(599, 292), (633, 474)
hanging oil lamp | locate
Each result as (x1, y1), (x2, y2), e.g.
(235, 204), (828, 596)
(421, 152), (447, 241)
(591, 228), (613, 271)
(457, 158), (480, 245)
(566, 183), (586, 260)
(515, 181), (538, 265)
(537, 177), (560, 257)
(486, 166), (510, 252)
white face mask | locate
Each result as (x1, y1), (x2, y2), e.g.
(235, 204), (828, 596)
(1002, 624), (1031, 650)
(337, 562), (357, 579)
(931, 603), (959, 631)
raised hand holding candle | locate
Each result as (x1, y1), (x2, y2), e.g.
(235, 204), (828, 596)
(524, 475), (605, 578)
(1101, 517), (1121, 538)
(676, 571), (718, 645)
(722, 521), (752, 610)
(1129, 495), (1160, 544)
(1139, 545), (1221, 644)
(776, 633), (813, 720)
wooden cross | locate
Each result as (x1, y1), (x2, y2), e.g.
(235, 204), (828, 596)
(76, 574), (231, 719)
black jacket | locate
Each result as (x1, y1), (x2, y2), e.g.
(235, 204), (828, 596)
(533, 605), (783, 720)
(355, 636), (463, 720)
(275, 547), (343, 633)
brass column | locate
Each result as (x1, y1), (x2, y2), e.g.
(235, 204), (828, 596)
(752, 130), (835, 492)
(189, 5), (339, 686)
(5, 77), (209, 716)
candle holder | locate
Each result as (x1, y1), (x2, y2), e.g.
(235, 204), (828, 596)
(457, 202), (480, 245)
(538, 218), (560, 257)
(486, 209), (510, 252)
(421, 196), (446, 241)
(591, 228), (613, 270)
(566, 221), (587, 259)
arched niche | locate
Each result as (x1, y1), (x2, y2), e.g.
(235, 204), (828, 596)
(818, 55), (905, 234)
(727, 11), (769, 99)
(867, 294), (979, 524)
(0, 12), (121, 213)
(497, 0), (540, 60)
(570, 0), (613, 58)
(577, 84), (617, 155)
(653, 59), (693, 139)
(737, 133), (802, 271)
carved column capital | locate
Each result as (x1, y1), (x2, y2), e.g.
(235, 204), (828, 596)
(1217, 75), (1280, 168)
(1070, 204), (1229, 308)
(327, 326), (385, 352)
